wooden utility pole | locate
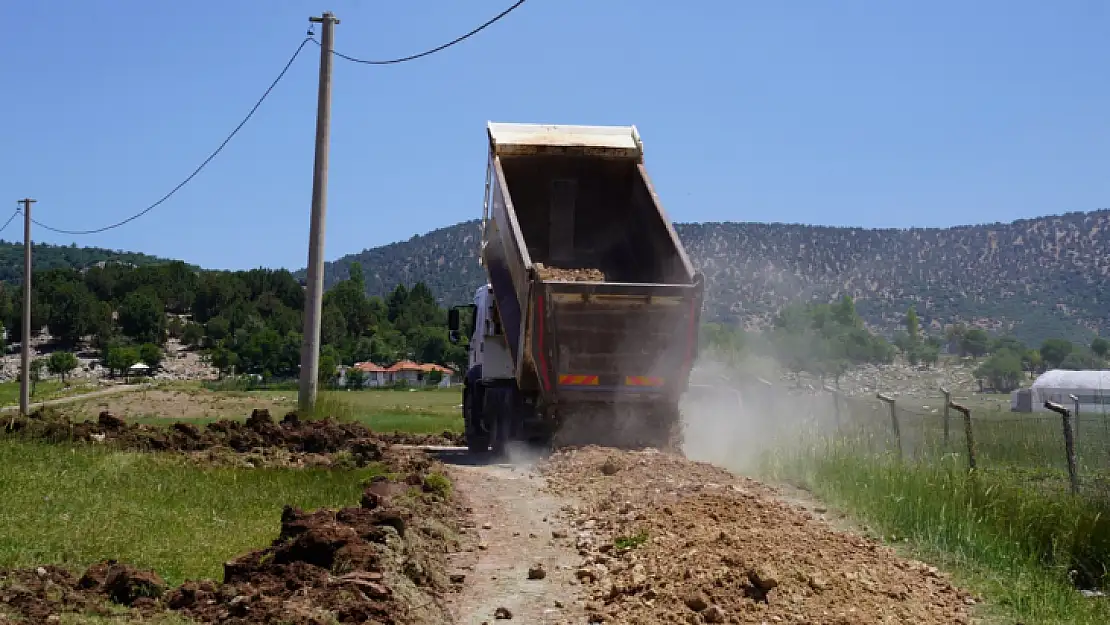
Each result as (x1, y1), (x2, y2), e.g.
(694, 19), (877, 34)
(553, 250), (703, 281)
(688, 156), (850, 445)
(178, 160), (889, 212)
(298, 11), (339, 413)
(18, 198), (35, 416)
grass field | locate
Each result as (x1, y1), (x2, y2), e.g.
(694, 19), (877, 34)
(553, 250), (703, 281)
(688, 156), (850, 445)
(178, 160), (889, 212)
(0, 379), (102, 408)
(0, 383), (461, 621)
(765, 405), (1110, 625)
(56, 383), (465, 434)
(0, 438), (386, 585)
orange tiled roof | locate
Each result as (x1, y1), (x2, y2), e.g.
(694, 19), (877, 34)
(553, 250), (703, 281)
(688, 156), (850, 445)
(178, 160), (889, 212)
(387, 360), (454, 374)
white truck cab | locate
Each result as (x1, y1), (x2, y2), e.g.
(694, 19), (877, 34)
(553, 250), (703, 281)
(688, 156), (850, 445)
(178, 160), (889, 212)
(468, 284), (514, 379)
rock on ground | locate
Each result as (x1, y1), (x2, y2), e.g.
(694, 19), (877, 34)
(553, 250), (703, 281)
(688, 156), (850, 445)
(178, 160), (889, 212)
(539, 446), (975, 624)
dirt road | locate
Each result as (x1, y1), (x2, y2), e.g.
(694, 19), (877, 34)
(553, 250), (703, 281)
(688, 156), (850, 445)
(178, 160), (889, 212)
(441, 450), (587, 624)
(0, 383), (147, 412)
(440, 446), (976, 625)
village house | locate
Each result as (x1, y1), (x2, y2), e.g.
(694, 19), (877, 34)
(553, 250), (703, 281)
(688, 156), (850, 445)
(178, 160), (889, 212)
(342, 360), (455, 388)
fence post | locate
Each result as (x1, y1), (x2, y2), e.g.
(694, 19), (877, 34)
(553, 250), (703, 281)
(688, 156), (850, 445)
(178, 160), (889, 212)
(1045, 400), (1080, 494)
(877, 393), (901, 461)
(940, 386), (951, 448)
(824, 385), (841, 434)
(1069, 393), (1080, 449)
(948, 400), (977, 471)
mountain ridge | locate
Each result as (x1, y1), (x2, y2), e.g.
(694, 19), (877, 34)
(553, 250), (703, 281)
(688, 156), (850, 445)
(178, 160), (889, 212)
(305, 209), (1110, 345)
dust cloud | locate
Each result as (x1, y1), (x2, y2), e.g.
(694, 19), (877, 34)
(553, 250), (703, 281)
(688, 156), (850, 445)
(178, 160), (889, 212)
(679, 354), (841, 474)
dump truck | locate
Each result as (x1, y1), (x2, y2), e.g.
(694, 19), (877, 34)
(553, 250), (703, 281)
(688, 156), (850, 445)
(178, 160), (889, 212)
(448, 122), (705, 454)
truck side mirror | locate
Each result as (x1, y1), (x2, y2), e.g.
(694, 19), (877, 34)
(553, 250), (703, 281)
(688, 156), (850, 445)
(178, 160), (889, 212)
(448, 307), (460, 332)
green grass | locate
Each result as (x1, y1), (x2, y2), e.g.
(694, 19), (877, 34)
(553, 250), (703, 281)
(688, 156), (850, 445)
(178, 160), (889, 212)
(0, 379), (98, 407)
(123, 387), (464, 434)
(765, 435), (1110, 625)
(614, 529), (650, 550)
(0, 438), (386, 585)
(261, 388), (463, 433)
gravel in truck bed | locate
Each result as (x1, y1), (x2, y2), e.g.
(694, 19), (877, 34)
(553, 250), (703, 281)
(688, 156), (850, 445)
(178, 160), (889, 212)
(534, 263), (607, 282)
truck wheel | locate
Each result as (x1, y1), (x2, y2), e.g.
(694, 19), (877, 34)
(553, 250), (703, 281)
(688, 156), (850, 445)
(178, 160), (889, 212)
(464, 388), (490, 454)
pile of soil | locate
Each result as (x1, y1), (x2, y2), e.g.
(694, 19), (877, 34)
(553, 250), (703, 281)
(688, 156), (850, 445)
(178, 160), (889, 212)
(0, 456), (460, 624)
(534, 262), (607, 282)
(3, 408), (462, 463)
(540, 447), (976, 624)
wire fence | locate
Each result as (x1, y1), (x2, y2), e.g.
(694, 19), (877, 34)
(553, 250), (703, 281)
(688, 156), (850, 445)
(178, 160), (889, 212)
(720, 375), (1110, 501)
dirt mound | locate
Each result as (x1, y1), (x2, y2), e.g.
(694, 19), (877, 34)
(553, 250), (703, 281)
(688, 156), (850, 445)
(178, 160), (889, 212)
(540, 447), (975, 624)
(4, 407), (462, 462)
(534, 262), (607, 282)
(0, 456), (460, 624)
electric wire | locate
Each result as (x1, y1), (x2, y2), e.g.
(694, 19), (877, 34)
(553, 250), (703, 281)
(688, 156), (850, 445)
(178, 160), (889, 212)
(321, 0), (526, 65)
(32, 0), (528, 235)
(0, 210), (19, 236)
(31, 37), (313, 236)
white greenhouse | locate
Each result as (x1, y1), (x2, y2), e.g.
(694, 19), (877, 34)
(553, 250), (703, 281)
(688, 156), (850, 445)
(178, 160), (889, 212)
(1010, 369), (1110, 413)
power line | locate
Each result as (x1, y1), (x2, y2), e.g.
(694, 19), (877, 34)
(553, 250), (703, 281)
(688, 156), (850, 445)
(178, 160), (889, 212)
(321, 0), (527, 65)
(0, 209), (19, 236)
(32, 37), (314, 236)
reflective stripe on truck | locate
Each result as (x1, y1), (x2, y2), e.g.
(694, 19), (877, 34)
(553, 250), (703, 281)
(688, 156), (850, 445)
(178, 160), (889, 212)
(557, 374), (600, 386)
(624, 376), (665, 387)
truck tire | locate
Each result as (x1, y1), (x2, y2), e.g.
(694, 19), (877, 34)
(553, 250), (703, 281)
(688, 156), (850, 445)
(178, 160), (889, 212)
(463, 388), (490, 454)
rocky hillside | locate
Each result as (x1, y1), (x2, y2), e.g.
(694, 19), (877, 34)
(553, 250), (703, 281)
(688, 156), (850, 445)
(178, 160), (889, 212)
(312, 210), (1110, 345)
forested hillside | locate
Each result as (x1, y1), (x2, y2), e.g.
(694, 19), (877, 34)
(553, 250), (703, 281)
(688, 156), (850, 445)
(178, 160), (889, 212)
(0, 261), (463, 382)
(313, 210), (1110, 344)
(0, 240), (173, 282)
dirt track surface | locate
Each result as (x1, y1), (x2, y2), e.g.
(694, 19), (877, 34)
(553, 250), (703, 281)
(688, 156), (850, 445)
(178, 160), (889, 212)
(539, 447), (974, 624)
(0, 419), (977, 624)
(446, 457), (587, 624)
(0, 383), (148, 412)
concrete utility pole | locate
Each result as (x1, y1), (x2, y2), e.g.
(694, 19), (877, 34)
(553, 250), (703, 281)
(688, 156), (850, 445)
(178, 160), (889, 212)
(18, 198), (35, 416)
(298, 11), (339, 413)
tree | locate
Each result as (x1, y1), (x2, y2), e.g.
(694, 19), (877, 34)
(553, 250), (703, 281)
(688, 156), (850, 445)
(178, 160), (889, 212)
(346, 366), (366, 389)
(208, 347), (239, 379)
(105, 345), (140, 378)
(919, 343), (940, 367)
(139, 343), (163, 369)
(205, 316), (230, 343)
(1060, 351), (1103, 371)
(1040, 338), (1074, 369)
(904, 306), (920, 344)
(975, 350), (1024, 392)
(427, 369), (444, 386)
(29, 358), (46, 395)
(960, 328), (991, 358)
(118, 291), (166, 344)
(1091, 337), (1109, 359)
(1022, 349), (1043, 378)
(991, 335), (1026, 355)
(47, 351), (79, 385)
(182, 322), (204, 347)
(318, 346), (339, 386)
(89, 300), (116, 348)
(45, 282), (95, 345)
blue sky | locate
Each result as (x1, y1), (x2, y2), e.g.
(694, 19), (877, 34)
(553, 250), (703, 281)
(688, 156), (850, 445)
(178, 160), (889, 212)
(2, 0), (1107, 270)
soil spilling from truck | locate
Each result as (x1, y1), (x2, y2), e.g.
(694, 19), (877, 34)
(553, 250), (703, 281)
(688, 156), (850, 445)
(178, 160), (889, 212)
(3, 408), (462, 466)
(533, 262), (607, 282)
(0, 451), (460, 624)
(540, 446), (975, 624)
